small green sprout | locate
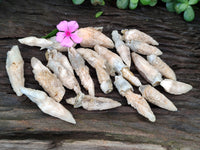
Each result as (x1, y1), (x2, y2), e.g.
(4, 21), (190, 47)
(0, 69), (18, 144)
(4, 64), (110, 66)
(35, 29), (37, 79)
(95, 11), (103, 18)
(42, 29), (58, 39)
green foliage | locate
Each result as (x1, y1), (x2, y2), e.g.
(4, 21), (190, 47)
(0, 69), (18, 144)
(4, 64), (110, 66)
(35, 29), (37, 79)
(72, 0), (105, 5)
(95, 11), (103, 18)
(162, 0), (172, 2)
(116, 0), (158, 9)
(175, 3), (188, 14)
(129, 0), (139, 10)
(163, 0), (199, 21)
(166, 2), (176, 12)
(42, 29), (58, 39)
(116, 0), (129, 9)
(72, 0), (85, 5)
(184, 5), (195, 21)
(140, 0), (151, 5)
(91, 0), (105, 6)
(131, 0), (139, 3)
(71, 0), (199, 22)
(188, 0), (199, 5)
(176, 0), (188, 3)
(149, 0), (158, 6)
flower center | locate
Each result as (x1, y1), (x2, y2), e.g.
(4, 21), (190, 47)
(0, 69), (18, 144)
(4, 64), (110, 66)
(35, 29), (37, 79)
(65, 31), (71, 37)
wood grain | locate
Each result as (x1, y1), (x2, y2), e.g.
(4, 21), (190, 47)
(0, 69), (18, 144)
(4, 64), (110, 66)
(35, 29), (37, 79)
(0, 140), (167, 150)
(0, 0), (200, 149)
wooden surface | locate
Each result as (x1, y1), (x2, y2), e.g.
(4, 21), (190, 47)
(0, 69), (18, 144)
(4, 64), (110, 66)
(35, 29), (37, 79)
(0, 0), (200, 149)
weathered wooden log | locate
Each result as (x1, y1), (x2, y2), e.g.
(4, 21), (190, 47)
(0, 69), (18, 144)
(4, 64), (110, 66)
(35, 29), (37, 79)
(0, 0), (200, 149)
(0, 140), (167, 150)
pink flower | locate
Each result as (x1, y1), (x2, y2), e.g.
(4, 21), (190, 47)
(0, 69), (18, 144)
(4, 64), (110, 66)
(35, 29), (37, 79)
(56, 20), (82, 47)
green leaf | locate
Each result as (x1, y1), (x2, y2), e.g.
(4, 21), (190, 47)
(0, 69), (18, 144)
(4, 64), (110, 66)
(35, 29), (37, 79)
(95, 11), (103, 18)
(72, 0), (85, 5)
(149, 0), (157, 6)
(140, 0), (151, 5)
(188, 0), (199, 5)
(42, 29), (58, 39)
(91, 0), (105, 6)
(175, 3), (188, 14)
(166, 2), (176, 12)
(184, 5), (195, 21)
(130, 0), (139, 3)
(176, 0), (188, 3)
(162, 0), (172, 2)
(129, 0), (139, 9)
(116, 0), (129, 9)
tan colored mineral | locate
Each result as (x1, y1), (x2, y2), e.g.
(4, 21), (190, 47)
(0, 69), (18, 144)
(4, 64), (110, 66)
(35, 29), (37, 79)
(68, 47), (95, 96)
(114, 75), (155, 122)
(112, 30), (131, 67)
(18, 36), (52, 50)
(121, 29), (159, 45)
(126, 40), (162, 55)
(147, 55), (176, 80)
(139, 85), (177, 111)
(46, 49), (74, 75)
(94, 45), (141, 87)
(31, 57), (65, 102)
(18, 36), (75, 51)
(21, 87), (76, 124)
(77, 27), (114, 48)
(6, 45), (25, 96)
(132, 52), (162, 86)
(77, 48), (113, 94)
(160, 79), (192, 95)
(47, 57), (81, 95)
(66, 95), (121, 111)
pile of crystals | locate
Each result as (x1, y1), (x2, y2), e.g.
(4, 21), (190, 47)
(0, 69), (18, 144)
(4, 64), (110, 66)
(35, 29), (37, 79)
(6, 21), (192, 124)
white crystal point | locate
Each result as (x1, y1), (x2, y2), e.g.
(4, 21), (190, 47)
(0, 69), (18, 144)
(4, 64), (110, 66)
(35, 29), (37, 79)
(6, 45), (25, 96)
(160, 79), (192, 95)
(139, 85), (177, 111)
(20, 87), (76, 124)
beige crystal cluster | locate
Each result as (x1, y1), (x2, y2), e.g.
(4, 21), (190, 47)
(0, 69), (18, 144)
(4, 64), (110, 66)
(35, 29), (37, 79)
(6, 26), (192, 124)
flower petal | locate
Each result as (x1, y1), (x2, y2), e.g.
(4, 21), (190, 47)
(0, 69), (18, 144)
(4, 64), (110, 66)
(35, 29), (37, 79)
(56, 32), (65, 43)
(70, 31), (82, 43)
(56, 20), (68, 31)
(68, 21), (79, 33)
(61, 37), (74, 47)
